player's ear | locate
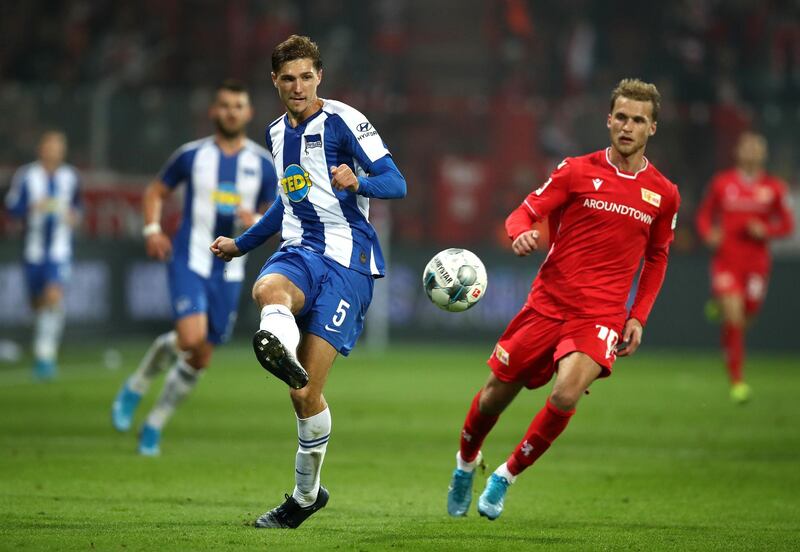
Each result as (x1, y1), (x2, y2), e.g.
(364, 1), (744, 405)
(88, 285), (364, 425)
(271, 72), (278, 88)
(606, 114), (612, 129)
(317, 68), (323, 85)
(648, 122), (657, 136)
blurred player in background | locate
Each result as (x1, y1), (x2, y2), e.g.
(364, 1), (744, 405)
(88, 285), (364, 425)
(4, 130), (81, 380)
(111, 80), (276, 455)
(696, 132), (794, 403)
(211, 35), (406, 528)
(446, 79), (680, 521)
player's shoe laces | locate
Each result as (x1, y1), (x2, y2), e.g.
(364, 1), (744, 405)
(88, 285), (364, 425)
(111, 381), (142, 432)
(254, 486), (329, 529)
(477, 473), (510, 521)
(252, 330), (309, 389)
(730, 382), (752, 404)
(33, 359), (57, 381)
(138, 424), (161, 456)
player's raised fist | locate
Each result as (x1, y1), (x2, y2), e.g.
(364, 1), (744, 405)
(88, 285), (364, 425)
(329, 164), (359, 192)
(512, 230), (540, 256)
(210, 236), (242, 262)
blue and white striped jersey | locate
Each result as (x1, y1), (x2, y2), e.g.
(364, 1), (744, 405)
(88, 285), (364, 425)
(5, 161), (81, 264)
(265, 98), (393, 276)
(160, 137), (276, 282)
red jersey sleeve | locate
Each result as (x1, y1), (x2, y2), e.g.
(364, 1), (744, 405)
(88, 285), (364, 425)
(695, 175), (720, 240)
(505, 158), (573, 240)
(630, 185), (681, 326)
(765, 181), (795, 239)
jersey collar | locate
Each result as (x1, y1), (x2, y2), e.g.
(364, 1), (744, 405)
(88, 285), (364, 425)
(604, 147), (649, 180)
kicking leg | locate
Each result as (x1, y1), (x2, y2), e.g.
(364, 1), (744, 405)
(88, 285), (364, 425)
(255, 334), (336, 528)
(251, 274), (309, 389)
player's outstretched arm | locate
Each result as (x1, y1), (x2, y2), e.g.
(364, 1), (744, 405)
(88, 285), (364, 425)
(210, 236), (242, 262)
(616, 318), (643, 357)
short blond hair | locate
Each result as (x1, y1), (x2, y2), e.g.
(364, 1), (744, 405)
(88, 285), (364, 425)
(610, 78), (661, 122)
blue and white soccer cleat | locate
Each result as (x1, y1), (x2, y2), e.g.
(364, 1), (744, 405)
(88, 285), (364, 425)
(138, 424), (161, 456)
(477, 473), (510, 520)
(111, 381), (142, 432)
(33, 359), (57, 381)
(447, 468), (475, 516)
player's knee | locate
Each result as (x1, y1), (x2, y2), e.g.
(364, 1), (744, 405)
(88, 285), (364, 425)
(549, 387), (581, 411)
(176, 332), (206, 354)
(253, 279), (285, 307)
(289, 386), (322, 417)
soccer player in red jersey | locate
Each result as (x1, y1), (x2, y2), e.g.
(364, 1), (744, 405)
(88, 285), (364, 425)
(446, 79), (681, 520)
(695, 132), (794, 403)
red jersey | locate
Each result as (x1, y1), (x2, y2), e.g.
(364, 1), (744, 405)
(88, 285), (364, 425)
(505, 149), (680, 326)
(695, 168), (794, 271)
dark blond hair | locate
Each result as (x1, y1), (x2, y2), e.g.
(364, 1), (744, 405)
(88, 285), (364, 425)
(610, 78), (661, 122)
(272, 35), (322, 73)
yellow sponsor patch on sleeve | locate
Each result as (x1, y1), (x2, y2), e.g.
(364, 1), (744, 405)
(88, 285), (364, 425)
(641, 188), (662, 207)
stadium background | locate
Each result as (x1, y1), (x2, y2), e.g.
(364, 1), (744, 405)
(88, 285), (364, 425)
(1, 0), (799, 353)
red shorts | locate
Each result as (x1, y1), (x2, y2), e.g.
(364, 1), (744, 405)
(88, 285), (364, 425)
(710, 259), (769, 315)
(487, 305), (623, 390)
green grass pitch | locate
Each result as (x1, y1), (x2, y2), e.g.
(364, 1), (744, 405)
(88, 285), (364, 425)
(1, 341), (798, 551)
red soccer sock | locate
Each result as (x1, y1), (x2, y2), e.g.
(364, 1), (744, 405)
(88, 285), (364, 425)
(459, 390), (500, 463)
(722, 323), (744, 384)
(506, 398), (575, 476)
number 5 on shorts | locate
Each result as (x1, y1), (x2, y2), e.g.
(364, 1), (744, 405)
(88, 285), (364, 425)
(331, 299), (351, 328)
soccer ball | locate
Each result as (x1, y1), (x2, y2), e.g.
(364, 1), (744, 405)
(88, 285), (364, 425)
(422, 248), (488, 312)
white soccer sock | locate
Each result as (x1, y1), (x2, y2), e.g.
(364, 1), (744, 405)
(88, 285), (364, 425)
(33, 306), (65, 362)
(127, 331), (178, 394)
(259, 304), (300, 355)
(494, 462), (517, 484)
(292, 407), (331, 507)
(145, 359), (199, 430)
(456, 450), (483, 473)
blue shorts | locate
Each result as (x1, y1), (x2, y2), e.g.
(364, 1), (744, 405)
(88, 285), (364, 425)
(25, 261), (70, 300)
(168, 261), (242, 345)
(258, 246), (374, 356)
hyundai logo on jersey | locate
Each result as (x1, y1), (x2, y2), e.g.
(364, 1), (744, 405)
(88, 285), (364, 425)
(304, 134), (322, 154)
(213, 182), (241, 215)
(282, 164), (312, 202)
(356, 122), (371, 132)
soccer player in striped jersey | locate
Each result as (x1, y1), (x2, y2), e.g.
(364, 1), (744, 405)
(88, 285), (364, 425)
(211, 35), (406, 528)
(446, 79), (680, 520)
(5, 130), (81, 380)
(111, 80), (277, 455)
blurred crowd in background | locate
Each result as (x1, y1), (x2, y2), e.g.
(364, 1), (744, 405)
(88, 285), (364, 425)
(1, 0), (799, 252)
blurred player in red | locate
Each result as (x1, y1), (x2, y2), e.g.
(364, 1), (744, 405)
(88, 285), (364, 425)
(446, 79), (680, 520)
(696, 132), (794, 403)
